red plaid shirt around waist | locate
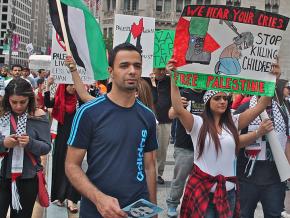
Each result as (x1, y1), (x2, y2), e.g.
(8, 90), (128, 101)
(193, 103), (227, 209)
(180, 165), (240, 218)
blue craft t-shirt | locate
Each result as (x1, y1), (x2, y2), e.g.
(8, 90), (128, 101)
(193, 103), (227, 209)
(67, 95), (158, 218)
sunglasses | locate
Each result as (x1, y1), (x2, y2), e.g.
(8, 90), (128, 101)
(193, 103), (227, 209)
(212, 95), (228, 101)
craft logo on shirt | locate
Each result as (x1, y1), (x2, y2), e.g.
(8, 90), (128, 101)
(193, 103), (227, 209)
(136, 129), (147, 181)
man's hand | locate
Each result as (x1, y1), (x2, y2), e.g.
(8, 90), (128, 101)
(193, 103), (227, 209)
(3, 135), (18, 148)
(65, 56), (77, 72)
(95, 193), (127, 218)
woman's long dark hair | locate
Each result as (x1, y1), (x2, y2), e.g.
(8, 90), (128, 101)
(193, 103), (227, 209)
(1, 78), (36, 115)
(275, 79), (290, 113)
(197, 98), (240, 159)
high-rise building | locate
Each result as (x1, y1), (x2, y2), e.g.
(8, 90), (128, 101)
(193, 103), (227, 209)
(0, 0), (32, 66)
(99, 0), (290, 79)
(0, 0), (51, 67)
(30, 0), (51, 55)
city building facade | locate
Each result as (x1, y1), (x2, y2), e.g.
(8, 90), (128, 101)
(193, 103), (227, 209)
(0, 0), (32, 66)
(30, 0), (51, 56)
(0, 0), (51, 67)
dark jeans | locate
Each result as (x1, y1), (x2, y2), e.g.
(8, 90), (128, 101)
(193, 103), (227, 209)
(240, 180), (286, 218)
(0, 177), (38, 218)
(205, 189), (236, 218)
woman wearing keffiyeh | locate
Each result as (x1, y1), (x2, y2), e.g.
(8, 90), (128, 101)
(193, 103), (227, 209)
(167, 58), (281, 218)
(0, 78), (51, 217)
(44, 79), (80, 213)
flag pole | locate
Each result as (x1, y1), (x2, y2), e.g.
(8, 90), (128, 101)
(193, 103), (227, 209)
(55, 0), (72, 56)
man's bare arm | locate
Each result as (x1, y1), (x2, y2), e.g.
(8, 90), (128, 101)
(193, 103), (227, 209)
(65, 146), (127, 218)
(144, 150), (157, 204)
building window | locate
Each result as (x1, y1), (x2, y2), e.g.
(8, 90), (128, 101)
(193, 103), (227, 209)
(176, 0), (183, 12)
(124, 0), (139, 11)
(107, 0), (111, 11)
(226, 0), (241, 6)
(265, 0), (279, 13)
(112, 0), (116, 10)
(108, 27), (113, 37)
(1, 23), (7, 29)
(3, 6), (8, 12)
(124, 0), (130, 10)
(196, 0), (211, 5)
(164, 0), (171, 11)
(176, 0), (194, 12)
(2, 14), (8, 21)
(226, 0), (233, 5)
(132, 0), (139, 10)
(156, 0), (163, 11)
(103, 28), (107, 38)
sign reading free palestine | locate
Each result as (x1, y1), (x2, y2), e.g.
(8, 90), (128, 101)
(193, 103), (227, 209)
(173, 5), (289, 96)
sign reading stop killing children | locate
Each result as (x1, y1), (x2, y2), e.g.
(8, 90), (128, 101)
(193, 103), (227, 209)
(113, 14), (155, 77)
(173, 5), (289, 96)
(154, 30), (175, 68)
(50, 29), (94, 84)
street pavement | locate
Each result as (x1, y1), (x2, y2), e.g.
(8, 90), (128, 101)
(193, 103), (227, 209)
(4, 143), (289, 217)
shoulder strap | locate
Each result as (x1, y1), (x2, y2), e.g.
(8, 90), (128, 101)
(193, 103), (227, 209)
(26, 151), (37, 167)
(10, 114), (17, 132)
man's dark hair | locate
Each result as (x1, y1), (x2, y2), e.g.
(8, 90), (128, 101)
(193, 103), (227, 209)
(22, 67), (30, 71)
(11, 64), (23, 71)
(38, 68), (45, 73)
(36, 78), (45, 86)
(108, 42), (142, 67)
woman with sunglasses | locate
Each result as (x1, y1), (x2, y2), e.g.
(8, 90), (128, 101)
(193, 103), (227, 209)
(167, 58), (280, 218)
(0, 78), (51, 218)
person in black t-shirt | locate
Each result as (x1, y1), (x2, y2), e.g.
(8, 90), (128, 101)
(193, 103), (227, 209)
(152, 68), (172, 185)
(235, 82), (290, 218)
(166, 88), (205, 217)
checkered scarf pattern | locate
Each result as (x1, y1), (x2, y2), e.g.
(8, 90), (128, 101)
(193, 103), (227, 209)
(0, 111), (28, 211)
(249, 96), (286, 133)
(203, 90), (228, 104)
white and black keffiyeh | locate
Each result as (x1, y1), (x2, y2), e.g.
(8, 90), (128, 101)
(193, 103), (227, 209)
(249, 96), (286, 134)
(0, 111), (27, 211)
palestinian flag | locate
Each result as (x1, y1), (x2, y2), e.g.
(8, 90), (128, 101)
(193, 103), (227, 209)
(48, 0), (109, 80)
(173, 17), (220, 67)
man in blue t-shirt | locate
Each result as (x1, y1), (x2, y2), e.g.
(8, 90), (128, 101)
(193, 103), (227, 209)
(65, 43), (158, 218)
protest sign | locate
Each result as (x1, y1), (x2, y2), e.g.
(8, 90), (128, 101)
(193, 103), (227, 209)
(50, 29), (94, 84)
(113, 14), (155, 77)
(173, 5), (289, 96)
(154, 30), (175, 68)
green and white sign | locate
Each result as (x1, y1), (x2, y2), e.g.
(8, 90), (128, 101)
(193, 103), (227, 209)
(153, 30), (175, 68)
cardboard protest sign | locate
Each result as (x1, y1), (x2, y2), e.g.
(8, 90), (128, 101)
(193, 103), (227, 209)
(154, 30), (175, 68)
(50, 29), (94, 84)
(113, 14), (155, 77)
(173, 5), (289, 96)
